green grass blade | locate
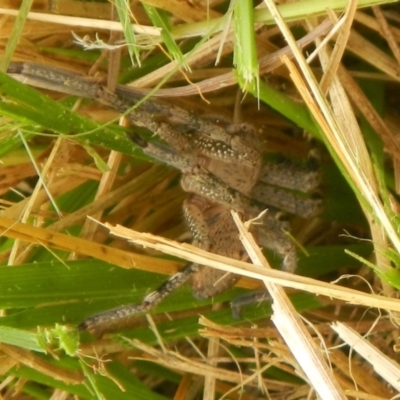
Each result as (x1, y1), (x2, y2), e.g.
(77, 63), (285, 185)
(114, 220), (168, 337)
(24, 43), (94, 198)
(0, 326), (43, 352)
(234, 0), (259, 91)
(0, 0), (34, 71)
(143, 4), (189, 70)
(114, 0), (141, 66)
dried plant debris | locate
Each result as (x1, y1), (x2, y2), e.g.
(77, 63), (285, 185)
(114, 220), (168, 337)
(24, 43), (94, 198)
(1, 1), (400, 399)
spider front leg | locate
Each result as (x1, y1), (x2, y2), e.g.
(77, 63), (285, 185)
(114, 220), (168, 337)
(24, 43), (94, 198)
(79, 262), (198, 335)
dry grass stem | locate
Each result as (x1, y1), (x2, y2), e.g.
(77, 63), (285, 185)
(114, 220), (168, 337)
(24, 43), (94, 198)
(230, 209), (345, 397)
(332, 322), (400, 392)
(0, 344), (84, 384)
(105, 222), (400, 312)
(0, 7), (159, 35)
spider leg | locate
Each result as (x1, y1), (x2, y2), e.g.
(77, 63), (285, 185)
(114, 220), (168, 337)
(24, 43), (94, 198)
(256, 210), (297, 273)
(251, 183), (322, 218)
(181, 166), (254, 212)
(129, 134), (192, 171)
(230, 290), (272, 319)
(116, 85), (237, 144)
(258, 154), (321, 192)
(254, 148), (322, 218)
(79, 262), (198, 336)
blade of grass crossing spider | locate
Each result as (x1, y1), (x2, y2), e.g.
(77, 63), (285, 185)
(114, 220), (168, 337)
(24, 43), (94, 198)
(233, 0), (259, 92)
(114, 0), (141, 66)
(21, 383), (52, 399)
(143, 5), (189, 71)
(0, 0), (34, 71)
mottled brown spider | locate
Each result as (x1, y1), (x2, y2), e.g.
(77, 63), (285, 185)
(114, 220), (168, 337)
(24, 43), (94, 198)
(8, 63), (322, 334)
(79, 86), (322, 332)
